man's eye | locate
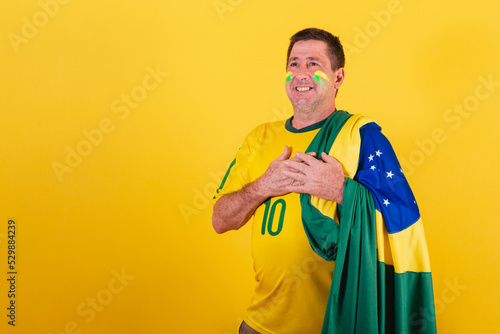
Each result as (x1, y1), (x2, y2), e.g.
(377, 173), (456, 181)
(310, 62), (318, 66)
(289, 63), (298, 67)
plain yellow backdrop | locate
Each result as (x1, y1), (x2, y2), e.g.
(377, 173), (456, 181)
(1, 0), (499, 333)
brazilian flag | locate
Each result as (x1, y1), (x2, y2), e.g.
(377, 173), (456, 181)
(301, 111), (437, 334)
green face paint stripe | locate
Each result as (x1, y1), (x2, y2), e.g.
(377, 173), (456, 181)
(314, 71), (331, 83)
(286, 71), (293, 82)
(313, 75), (326, 88)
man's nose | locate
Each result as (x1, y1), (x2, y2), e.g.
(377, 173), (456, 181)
(295, 67), (309, 80)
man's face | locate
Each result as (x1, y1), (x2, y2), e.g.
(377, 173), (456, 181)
(285, 40), (338, 113)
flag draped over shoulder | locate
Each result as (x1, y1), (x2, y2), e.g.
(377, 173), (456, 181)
(300, 110), (437, 334)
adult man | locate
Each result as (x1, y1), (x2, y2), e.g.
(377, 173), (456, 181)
(213, 28), (436, 334)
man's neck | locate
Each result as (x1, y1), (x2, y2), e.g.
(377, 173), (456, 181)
(291, 106), (336, 130)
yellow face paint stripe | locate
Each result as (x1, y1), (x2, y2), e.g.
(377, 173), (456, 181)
(286, 71), (293, 82)
(314, 71), (331, 83)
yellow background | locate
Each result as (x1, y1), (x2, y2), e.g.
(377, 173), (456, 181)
(1, 0), (499, 333)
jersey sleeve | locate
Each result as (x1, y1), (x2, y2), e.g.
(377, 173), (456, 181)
(212, 132), (254, 205)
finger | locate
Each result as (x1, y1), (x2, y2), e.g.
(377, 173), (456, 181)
(291, 179), (306, 186)
(284, 165), (302, 173)
(287, 180), (309, 193)
(294, 151), (320, 165)
(276, 146), (292, 161)
(284, 160), (308, 173)
(321, 152), (339, 164)
(288, 156), (307, 163)
(282, 169), (308, 182)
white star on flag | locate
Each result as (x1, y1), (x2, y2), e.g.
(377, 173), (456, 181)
(386, 171), (394, 178)
(383, 199), (390, 206)
(370, 165), (376, 171)
(368, 154), (374, 161)
(375, 150), (382, 157)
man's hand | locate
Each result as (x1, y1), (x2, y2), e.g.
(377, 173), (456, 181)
(213, 146), (300, 234)
(283, 151), (345, 204)
(254, 145), (304, 198)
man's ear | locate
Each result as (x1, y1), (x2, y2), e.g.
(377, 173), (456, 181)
(333, 67), (345, 90)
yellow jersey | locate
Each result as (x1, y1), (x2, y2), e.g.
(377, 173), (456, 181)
(214, 117), (334, 334)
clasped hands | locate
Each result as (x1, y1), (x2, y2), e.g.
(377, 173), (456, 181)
(257, 146), (345, 204)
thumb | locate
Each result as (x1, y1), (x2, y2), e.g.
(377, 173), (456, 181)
(276, 146), (292, 161)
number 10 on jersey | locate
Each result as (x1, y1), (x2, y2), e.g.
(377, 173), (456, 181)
(261, 199), (286, 236)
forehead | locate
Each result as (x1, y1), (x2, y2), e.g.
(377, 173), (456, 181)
(288, 40), (330, 64)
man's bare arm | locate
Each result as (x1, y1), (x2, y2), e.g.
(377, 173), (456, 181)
(212, 180), (268, 234)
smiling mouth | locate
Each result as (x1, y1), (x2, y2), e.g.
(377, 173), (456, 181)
(296, 86), (312, 92)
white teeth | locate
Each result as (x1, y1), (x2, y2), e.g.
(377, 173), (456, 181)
(296, 87), (311, 91)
